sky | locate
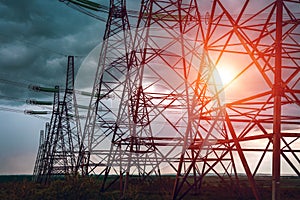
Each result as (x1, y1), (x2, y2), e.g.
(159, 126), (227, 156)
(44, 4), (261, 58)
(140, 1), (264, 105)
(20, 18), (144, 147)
(0, 0), (144, 175)
(0, 0), (299, 176)
(0, 0), (106, 174)
(0, 0), (214, 175)
(0, 0), (215, 175)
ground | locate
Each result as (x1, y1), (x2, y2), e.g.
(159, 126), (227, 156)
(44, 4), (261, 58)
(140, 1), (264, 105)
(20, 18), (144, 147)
(0, 175), (299, 199)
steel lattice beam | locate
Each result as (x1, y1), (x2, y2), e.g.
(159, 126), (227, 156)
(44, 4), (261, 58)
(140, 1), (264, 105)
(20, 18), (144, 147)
(60, 0), (300, 199)
(33, 56), (81, 183)
(203, 1), (300, 199)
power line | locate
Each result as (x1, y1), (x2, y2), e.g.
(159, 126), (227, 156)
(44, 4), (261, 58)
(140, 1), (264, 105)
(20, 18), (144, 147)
(0, 33), (86, 58)
(0, 106), (50, 120)
(60, 0), (300, 22)
(0, 106), (24, 113)
(0, 77), (30, 89)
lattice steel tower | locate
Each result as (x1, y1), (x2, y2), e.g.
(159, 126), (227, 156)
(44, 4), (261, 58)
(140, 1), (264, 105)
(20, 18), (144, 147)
(33, 56), (81, 183)
(200, 1), (300, 200)
(60, 0), (299, 199)
(78, 0), (133, 176)
(79, 0), (226, 196)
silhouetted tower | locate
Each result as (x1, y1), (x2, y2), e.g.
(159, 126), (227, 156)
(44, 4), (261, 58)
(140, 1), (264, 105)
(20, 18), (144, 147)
(33, 123), (48, 181)
(33, 56), (81, 183)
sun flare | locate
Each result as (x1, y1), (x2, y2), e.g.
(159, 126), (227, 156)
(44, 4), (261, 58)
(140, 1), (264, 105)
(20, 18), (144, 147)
(216, 65), (237, 86)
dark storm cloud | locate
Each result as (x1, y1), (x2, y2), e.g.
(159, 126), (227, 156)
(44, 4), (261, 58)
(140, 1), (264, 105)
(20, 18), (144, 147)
(0, 0), (298, 176)
(0, 0), (105, 105)
(0, 0), (107, 174)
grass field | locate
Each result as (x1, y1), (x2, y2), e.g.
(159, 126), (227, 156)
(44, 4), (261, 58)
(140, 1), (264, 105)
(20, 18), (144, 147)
(0, 175), (299, 199)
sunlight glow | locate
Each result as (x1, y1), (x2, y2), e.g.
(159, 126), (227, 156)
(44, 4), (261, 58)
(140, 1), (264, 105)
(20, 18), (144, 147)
(216, 65), (236, 86)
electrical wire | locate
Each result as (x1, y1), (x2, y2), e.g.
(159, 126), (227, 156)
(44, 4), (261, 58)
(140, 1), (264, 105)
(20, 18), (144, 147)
(67, 3), (107, 22)
(0, 77), (29, 89)
(0, 76), (103, 98)
(0, 33), (86, 58)
(0, 106), (24, 114)
(0, 106), (50, 120)
(61, 0), (300, 22)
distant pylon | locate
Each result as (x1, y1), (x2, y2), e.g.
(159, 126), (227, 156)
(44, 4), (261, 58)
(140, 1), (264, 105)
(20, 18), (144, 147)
(33, 56), (81, 183)
(33, 123), (48, 181)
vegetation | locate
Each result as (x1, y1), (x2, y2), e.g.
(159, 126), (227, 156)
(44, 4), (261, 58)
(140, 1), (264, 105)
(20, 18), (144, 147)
(0, 175), (299, 199)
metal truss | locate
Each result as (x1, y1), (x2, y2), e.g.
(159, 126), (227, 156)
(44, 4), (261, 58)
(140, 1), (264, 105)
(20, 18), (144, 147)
(102, 0), (215, 194)
(194, 0), (300, 199)
(33, 123), (49, 181)
(79, 0), (228, 196)
(78, 0), (133, 176)
(64, 0), (299, 199)
(33, 56), (81, 183)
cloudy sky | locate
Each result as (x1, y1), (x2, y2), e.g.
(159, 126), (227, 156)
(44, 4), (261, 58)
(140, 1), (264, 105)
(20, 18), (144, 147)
(0, 0), (166, 175)
(0, 0), (298, 175)
(0, 0), (210, 175)
(0, 0), (107, 174)
(0, 0), (213, 175)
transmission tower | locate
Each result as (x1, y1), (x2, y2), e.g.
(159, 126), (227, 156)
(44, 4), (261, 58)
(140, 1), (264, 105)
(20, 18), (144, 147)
(58, 0), (299, 199)
(79, 0), (227, 196)
(33, 123), (48, 181)
(199, 0), (300, 200)
(78, 0), (133, 176)
(33, 56), (81, 183)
